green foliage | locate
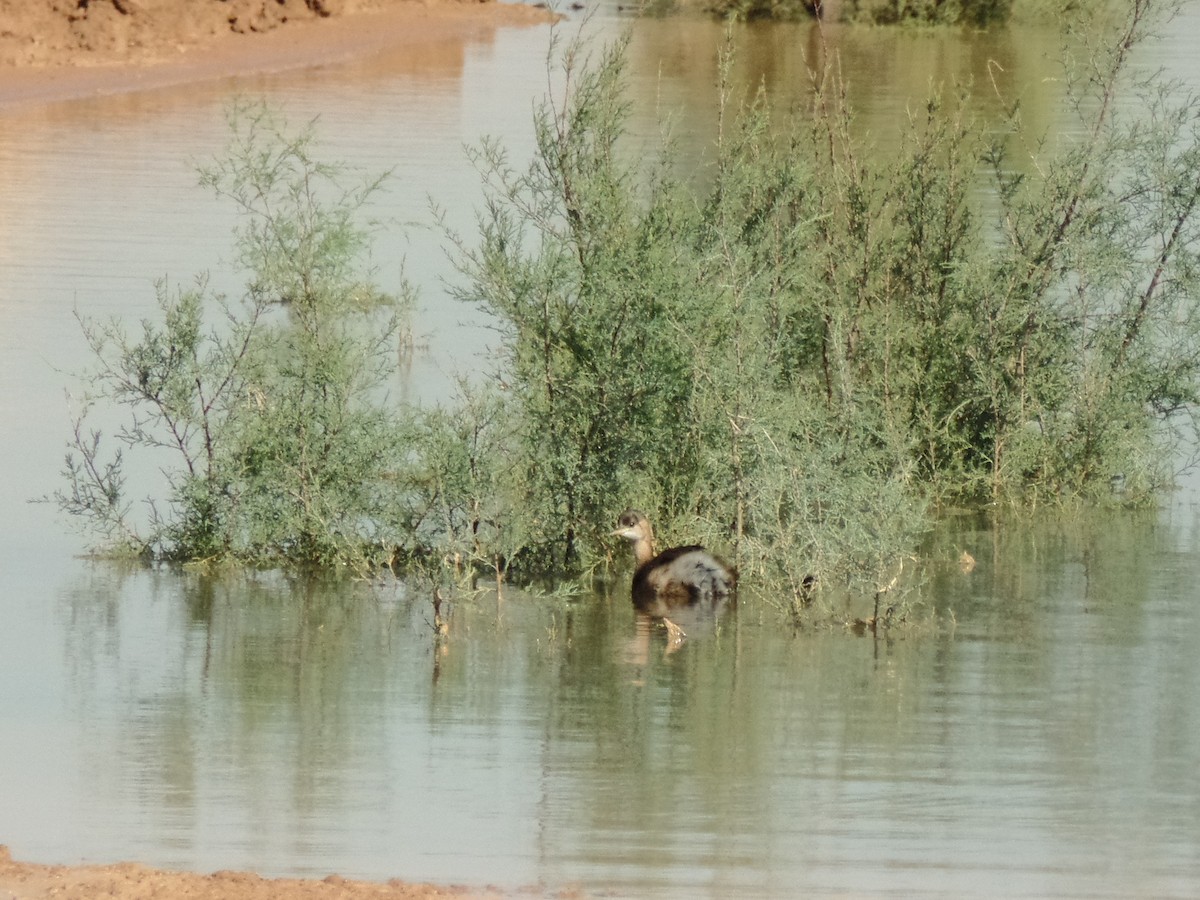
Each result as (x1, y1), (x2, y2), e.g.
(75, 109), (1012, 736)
(403, 380), (526, 578)
(709, 0), (1200, 510)
(446, 0), (1200, 607)
(59, 102), (417, 570)
(446, 37), (702, 573)
(59, 0), (1200, 621)
(969, 0), (1200, 501)
(448, 36), (928, 605)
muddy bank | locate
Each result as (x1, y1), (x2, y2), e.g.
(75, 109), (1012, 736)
(0, 844), (555, 899)
(0, 0), (556, 107)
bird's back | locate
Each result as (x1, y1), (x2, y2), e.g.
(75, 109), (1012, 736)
(631, 545), (737, 617)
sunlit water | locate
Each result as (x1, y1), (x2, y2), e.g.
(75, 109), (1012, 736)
(2, 5), (1200, 897)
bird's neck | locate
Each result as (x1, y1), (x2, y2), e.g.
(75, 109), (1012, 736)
(632, 538), (655, 566)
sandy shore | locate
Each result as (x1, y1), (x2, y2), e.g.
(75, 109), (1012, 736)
(1, 5), (560, 896)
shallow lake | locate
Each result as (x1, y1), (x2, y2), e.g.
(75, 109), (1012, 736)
(2, 4), (1200, 897)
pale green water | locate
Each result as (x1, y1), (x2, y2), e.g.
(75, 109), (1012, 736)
(2, 6), (1200, 897)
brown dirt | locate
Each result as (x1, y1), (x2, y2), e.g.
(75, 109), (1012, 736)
(0, 0), (557, 107)
(0, 0), (550, 67)
(0, 845), (557, 899)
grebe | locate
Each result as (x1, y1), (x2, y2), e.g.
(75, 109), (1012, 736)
(612, 509), (737, 642)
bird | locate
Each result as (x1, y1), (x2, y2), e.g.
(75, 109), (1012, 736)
(611, 508), (737, 644)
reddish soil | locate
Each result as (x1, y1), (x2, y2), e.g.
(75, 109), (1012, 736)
(0, 4), (559, 895)
(0, 0), (553, 66)
(0, 844), (528, 899)
(0, 0), (557, 107)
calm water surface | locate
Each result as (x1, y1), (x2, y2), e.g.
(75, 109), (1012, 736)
(2, 6), (1200, 897)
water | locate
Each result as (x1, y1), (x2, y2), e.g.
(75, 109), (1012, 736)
(2, 6), (1200, 897)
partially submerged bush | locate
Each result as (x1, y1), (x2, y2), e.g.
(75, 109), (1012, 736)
(447, 37), (930, 605)
(962, 0), (1200, 501)
(58, 102), (417, 569)
(59, 0), (1200, 620)
(446, 0), (1200, 608)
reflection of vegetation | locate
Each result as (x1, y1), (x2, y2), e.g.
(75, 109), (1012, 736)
(58, 1), (1200, 621)
(682, 0), (1106, 28)
(843, 0), (1012, 26)
(683, 0), (1012, 25)
(702, 0), (822, 22)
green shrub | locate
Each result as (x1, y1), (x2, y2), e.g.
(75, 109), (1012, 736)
(447, 38), (928, 605)
(59, 0), (1200, 620)
(59, 101), (417, 570)
(445, 37), (704, 573)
